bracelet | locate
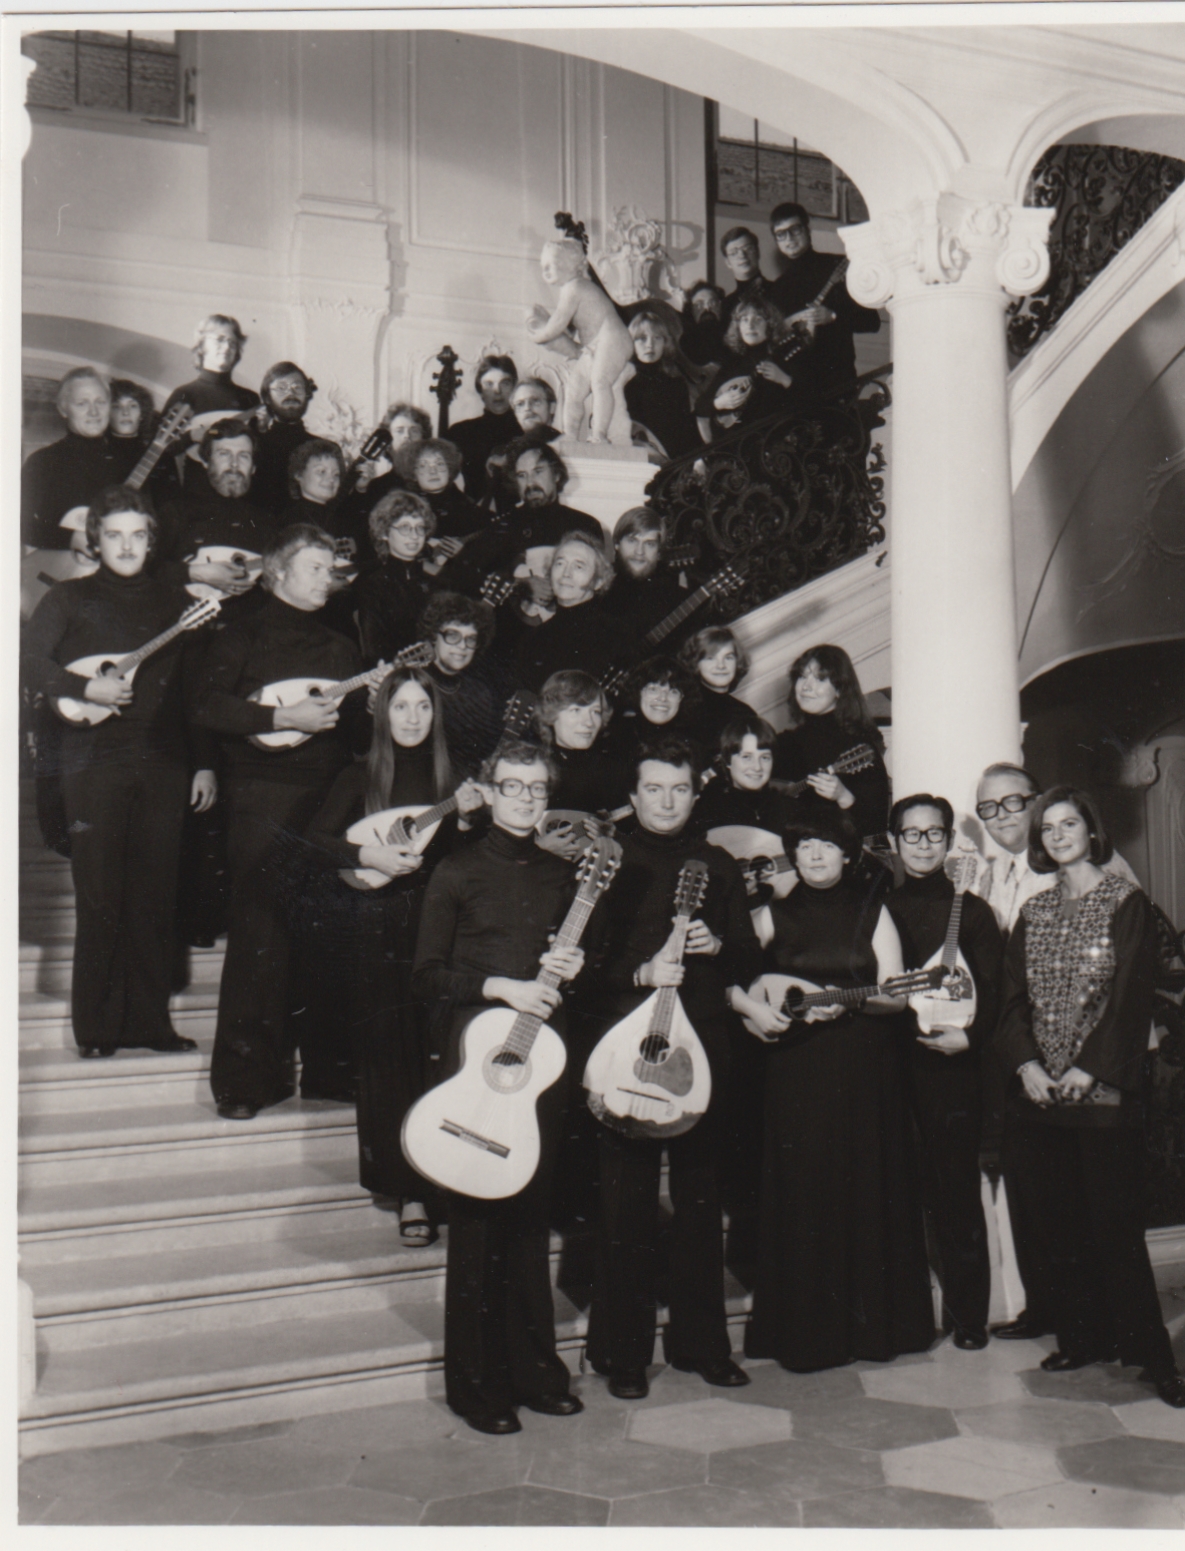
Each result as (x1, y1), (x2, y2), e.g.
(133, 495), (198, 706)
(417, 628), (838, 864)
(633, 965), (645, 989)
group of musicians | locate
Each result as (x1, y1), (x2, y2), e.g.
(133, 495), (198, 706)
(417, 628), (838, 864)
(21, 284), (1183, 1434)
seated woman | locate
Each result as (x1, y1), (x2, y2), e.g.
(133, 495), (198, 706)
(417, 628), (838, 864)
(281, 437), (355, 544)
(692, 715), (794, 837)
(735, 812), (936, 1373)
(393, 436), (486, 561)
(624, 306), (702, 461)
(354, 491), (438, 665)
(770, 644), (889, 844)
(301, 667), (484, 1244)
(108, 378), (163, 488)
(677, 625), (754, 753)
(694, 295), (807, 443)
(996, 787), (1185, 1409)
(535, 670), (629, 819)
(516, 531), (633, 693)
(604, 655), (699, 765)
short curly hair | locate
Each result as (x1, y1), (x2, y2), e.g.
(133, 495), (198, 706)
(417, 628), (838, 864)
(393, 436), (464, 487)
(288, 438), (346, 499)
(383, 402), (432, 438)
(420, 591), (496, 655)
(368, 489), (437, 555)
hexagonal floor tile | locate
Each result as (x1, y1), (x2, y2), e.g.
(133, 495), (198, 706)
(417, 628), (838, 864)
(709, 1435), (883, 1500)
(993, 1480), (1185, 1528)
(881, 1433), (1063, 1501)
(350, 1436), (530, 1502)
(802, 1485), (994, 1528)
(610, 1482), (802, 1527)
(1115, 1398), (1185, 1444)
(528, 1436), (706, 1499)
(628, 1398), (791, 1453)
(1022, 1363), (1155, 1408)
(955, 1397), (1122, 1447)
(861, 1356), (1025, 1410)
(1059, 1435), (1185, 1496)
(790, 1395), (960, 1452)
(229, 1486), (422, 1525)
(421, 1485), (609, 1525)
(171, 1438), (357, 1498)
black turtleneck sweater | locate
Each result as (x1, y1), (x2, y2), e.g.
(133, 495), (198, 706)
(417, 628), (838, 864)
(691, 776), (795, 839)
(886, 869), (1004, 1059)
(161, 483), (275, 565)
(448, 408), (520, 504)
(624, 364), (700, 460)
(253, 421), (314, 516)
(163, 370), (260, 419)
(423, 484), (489, 543)
(412, 824), (578, 1010)
(682, 687), (754, 762)
(517, 599), (635, 695)
(426, 655), (519, 781)
(21, 433), (142, 549)
(192, 593), (365, 783)
(600, 568), (688, 643)
(447, 502), (605, 596)
(583, 827), (761, 1057)
(771, 710), (890, 841)
(550, 743), (631, 816)
(355, 556), (434, 664)
(23, 565), (216, 774)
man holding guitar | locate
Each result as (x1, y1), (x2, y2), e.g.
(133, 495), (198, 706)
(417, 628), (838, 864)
(195, 523), (381, 1118)
(581, 736), (761, 1399)
(768, 203), (883, 401)
(887, 794), (1004, 1353)
(410, 738), (588, 1435)
(23, 487), (218, 1059)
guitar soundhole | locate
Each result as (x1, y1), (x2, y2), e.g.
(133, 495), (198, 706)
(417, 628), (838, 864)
(484, 1048), (530, 1093)
(639, 1036), (670, 1065)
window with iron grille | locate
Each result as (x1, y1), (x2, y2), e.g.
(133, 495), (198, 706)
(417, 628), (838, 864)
(22, 30), (194, 127)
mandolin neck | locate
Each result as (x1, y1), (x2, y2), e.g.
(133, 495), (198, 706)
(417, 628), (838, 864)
(410, 794), (459, 835)
(940, 890), (967, 972)
(651, 913), (693, 1038)
(112, 614), (198, 677)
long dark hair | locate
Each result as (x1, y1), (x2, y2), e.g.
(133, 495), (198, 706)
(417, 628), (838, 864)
(784, 643), (883, 751)
(364, 667), (452, 816)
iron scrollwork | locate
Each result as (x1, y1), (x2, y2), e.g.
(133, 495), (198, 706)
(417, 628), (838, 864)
(1008, 144), (1185, 360)
(645, 375), (890, 619)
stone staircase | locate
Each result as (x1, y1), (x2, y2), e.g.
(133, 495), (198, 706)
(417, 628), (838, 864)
(16, 785), (750, 1458)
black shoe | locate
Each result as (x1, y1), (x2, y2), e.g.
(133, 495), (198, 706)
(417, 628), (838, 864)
(461, 1409), (521, 1435)
(217, 1100), (260, 1121)
(953, 1329), (990, 1351)
(1154, 1374), (1185, 1409)
(144, 1034), (199, 1054)
(520, 1393), (583, 1416)
(608, 1370), (649, 1400)
(78, 1045), (116, 1060)
(1040, 1348), (1115, 1372)
(990, 1313), (1052, 1340)
(670, 1357), (750, 1388)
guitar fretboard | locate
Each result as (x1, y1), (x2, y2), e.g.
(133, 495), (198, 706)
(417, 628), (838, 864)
(642, 584), (716, 648)
(501, 884), (601, 1061)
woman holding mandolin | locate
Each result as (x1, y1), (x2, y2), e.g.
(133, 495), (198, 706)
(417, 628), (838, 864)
(299, 667), (483, 1245)
(738, 812), (937, 1373)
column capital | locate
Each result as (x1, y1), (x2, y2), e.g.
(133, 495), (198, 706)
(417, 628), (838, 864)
(840, 195), (1054, 309)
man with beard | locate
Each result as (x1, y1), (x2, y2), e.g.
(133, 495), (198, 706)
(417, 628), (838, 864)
(601, 508), (688, 643)
(446, 354), (518, 506)
(485, 379), (563, 513)
(251, 362), (317, 516)
(161, 422), (274, 610)
(21, 368), (139, 550)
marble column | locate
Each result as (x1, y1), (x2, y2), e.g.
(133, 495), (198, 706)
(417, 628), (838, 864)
(841, 195), (1053, 820)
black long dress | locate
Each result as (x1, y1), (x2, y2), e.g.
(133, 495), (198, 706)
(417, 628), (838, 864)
(302, 744), (456, 1201)
(745, 875), (935, 1372)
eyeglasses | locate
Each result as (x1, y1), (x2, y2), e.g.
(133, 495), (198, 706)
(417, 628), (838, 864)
(493, 779), (549, 799)
(438, 629), (478, 648)
(898, 827), (949, 845)
(975, 793), (1035, 820)
(773, 223), (808, 240)
(390, 521), (427, 536)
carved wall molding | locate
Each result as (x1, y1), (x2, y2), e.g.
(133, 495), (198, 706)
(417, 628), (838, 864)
(841, 193), (1054, 308)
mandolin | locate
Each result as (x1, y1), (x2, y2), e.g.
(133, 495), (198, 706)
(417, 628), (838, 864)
(583, 858), (713, 1140)
(908, 853), (979, 1033)
(767, 742), (876, 801)
(742, 966), (941, 1039)
(773, 258), (850, 368)
(52, 596), (221, 725)
(401, 834), (621, 1199)
(248, 641), (434, 750)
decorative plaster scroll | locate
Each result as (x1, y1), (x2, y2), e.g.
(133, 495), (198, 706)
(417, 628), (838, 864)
(1117, 745), (1161, 791)
(593, 205), (685, 307)
(841, 194), (1053, 307)
(299, 297), (386, 325)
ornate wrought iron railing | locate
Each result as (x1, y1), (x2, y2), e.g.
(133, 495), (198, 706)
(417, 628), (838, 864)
(644, 369), (891, 620)
(1007, 144), (1185, 360)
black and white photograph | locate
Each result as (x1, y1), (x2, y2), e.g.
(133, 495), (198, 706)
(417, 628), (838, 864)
(9, 2), (1185, 1530)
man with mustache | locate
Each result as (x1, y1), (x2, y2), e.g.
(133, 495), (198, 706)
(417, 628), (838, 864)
(161, 422), (274, 609)
(251, 362), (318, 517)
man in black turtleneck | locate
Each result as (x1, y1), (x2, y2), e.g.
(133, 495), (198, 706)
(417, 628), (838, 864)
(250, 362), (317, 517)
(23, 487), (216, 1058)
(411, 738), (586, 1436)
(601, 508), (689, 645)
(21, 368), (140, 550)
(195, 523), (377, 1118)
(164, 313), (261, 423)
(516, 532), (634, 695)
(887, 793), (1003, 1352)
(581, 736), (761, 1399)
(161, 422), (274, 608)
(445, 354), (519, 507)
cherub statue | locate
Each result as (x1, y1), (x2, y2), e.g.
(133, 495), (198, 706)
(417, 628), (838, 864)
(526, 213), (634, 444)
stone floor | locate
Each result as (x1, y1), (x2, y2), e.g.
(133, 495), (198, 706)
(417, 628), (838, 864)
(19, 1300), (1185, 1527)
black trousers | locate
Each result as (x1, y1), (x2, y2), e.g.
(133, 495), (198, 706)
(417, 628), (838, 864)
(586, 1109), (732, 1375)
(209, 775), (341, 1107)
(1006, 1120), (1174, 1375)
(62, 759), (188, 1051)
(443, 1075), (571, 1416)
(908, 1051), (991, 1337)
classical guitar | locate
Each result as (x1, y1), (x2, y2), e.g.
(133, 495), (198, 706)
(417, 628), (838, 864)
(908, 852), (979, 1033)
(601, 560), (749, 698)
(401, 834), (621, 1199)
(248, 640), (434, 750)
(340, 692), (537, 888)
(767, 742), (876, 800)
(52, 596), (221, 726)
(584, 858), (713, 1140)
(774, 257), (851, 368)
(742, 966), (942, 1039)
(21, 403), (194, 619)
(430, 345), (462, 437)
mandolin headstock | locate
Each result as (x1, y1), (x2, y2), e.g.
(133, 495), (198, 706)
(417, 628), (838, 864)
(673, 858), (709, 919)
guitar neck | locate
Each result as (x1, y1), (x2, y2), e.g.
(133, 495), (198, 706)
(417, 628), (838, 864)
(125, 429), (179, 491)
(785, 980), (886, 1014)
(500, 883), (600, 1060)
(813, 258), (849, 308)
(410, 794), (459, 836)
(324, 671), (373, 702)
(642, 585), (714, 649)
(940, 891), (967, 972)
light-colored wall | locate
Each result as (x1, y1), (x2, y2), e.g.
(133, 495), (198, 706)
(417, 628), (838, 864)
(22, 30), (708, 441)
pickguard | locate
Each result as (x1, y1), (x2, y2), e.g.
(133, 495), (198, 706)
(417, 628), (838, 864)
(633, 1045), (694, 1096)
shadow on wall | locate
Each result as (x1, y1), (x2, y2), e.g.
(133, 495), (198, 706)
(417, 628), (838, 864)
(23, 315), (192, 400)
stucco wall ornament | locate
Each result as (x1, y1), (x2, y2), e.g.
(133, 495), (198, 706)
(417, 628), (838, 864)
(593, 205), (685, 307)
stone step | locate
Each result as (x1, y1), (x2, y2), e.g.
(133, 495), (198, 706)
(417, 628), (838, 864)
(19, 1095), (358, 1185)
(20, 1154), (375, 1262)
(20, 1041), (218, 1112)
(18, 986), (221, 1050)
(19, 940), (225, 995)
